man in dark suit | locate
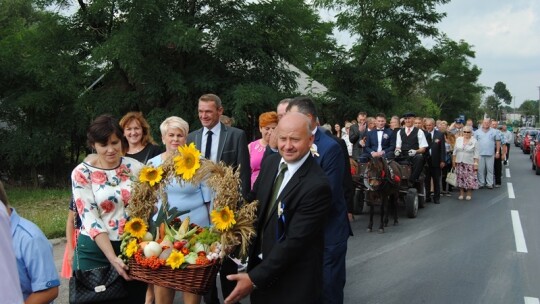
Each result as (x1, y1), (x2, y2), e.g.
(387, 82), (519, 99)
(187, 93), (251, 304)
(423, 118), (446, 204)
(349, 111), (368, 163)
(286, 97), (351, 304)
(225, 112), (331, 304)
(363, 113), (395, 159)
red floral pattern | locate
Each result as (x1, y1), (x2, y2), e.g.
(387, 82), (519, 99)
(74, 170), (88, 186)
(116, 164), (131, 181)
(100, 200), (115, 213)
(90, 170), (108, 185)
(121, 189), (131, 206)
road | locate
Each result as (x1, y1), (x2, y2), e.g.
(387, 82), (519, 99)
(51, 147), (539, 303)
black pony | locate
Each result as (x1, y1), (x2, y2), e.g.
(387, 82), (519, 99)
(364, 157), (402, 233)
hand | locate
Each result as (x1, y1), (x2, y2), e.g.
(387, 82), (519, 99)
(224, 273), (254, 304)
(440, 162), (445, 169)
(495, 152), (500, 159)
(395, 149), (401, 156)
(408, 150), (416, 156)
(111, 256), (132, 281)
(268, 130), (278, 150)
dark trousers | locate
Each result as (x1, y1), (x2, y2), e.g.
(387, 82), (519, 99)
(494, 155), (502, 185)
(425, 165), (442, 200)
(204, 257), (238, 304)
(322, 240), (347, 304)
(398, 154), (424, 183)
(505, 143), (510, 160)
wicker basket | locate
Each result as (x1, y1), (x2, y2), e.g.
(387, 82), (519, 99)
(129, 257), (221, 295)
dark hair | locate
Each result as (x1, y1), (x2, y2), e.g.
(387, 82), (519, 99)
(286, 96), (318, 118)
(199, 94), (222, 109)
(357, 111), (367, 117)
(376, 113), (386, 119)
(87, 114), (127, 152)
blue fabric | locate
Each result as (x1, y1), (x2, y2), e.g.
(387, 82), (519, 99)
(474, 128), (501, 156)
(147, 155), (212, 226)
(10, 208), (60, 300)
(322, 240), (347, 304)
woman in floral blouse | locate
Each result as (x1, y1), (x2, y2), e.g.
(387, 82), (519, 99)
(71, 114), (146, 303)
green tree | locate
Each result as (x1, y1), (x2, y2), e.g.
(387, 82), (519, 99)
(519, 99), (539, 116)
(493, 81), (512, 105)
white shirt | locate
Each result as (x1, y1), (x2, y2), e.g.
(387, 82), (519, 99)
(201, 123), (222, 162)
(395, 126), (428, 149)
(376, 129), (384, 152)
(0, 203), (24, 304)
(276, 152), (310, 198)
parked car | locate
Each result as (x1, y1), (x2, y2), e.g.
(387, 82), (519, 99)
(532, 132), (540, 175)
(522, 130), (538, 154)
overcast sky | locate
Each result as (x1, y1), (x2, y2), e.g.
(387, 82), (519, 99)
(323, 0), (540, 107)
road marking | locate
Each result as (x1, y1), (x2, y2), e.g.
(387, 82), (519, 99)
(506, 168), (511, 178)
(524, 297), (539, 304)
(511, 210), (528, 253)
(508, 182), (515, 199)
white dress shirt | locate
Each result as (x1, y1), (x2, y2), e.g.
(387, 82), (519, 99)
(201, 123), (222, 162)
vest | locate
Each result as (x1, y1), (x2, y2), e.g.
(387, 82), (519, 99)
(400, 127), (420, 151)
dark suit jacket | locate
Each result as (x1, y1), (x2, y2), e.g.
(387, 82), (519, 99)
(348, 123), (367, 161)
(314, 127), (352, 243)
(248, 152), (331, 304)
(364, 128), (395, 156)
(187, 122), (251, 197)
(425, 130), (446, 167)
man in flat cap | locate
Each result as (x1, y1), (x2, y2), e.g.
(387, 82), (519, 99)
(395, 112), (428, 187)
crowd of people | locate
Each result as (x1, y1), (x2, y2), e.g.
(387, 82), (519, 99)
(0, 93), (514, 304)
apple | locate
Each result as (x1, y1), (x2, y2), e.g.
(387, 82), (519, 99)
(173, 240), (188, 250)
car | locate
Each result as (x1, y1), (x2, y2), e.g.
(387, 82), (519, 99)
(516, 128), (532, 148)
(532, 132), (540, 175)
(522, 130), (538, 154)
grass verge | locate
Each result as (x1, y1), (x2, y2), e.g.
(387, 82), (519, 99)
(6, 186), (71, 239)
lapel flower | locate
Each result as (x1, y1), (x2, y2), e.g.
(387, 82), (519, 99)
(277, 201), (284, 218)
(310, 143), (319, 157)
(435, 139), (440, 144)
(383, 133), (389, 139)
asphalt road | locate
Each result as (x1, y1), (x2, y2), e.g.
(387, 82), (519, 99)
(51, 146), (539, 303)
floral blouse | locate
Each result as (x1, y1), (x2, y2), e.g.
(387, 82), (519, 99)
(71, 157), (143, 241)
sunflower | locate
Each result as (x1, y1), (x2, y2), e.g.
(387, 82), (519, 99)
(139, 166), (164, 186)
(125, 238), (138, 258)
(174, 143), (201, 180)
(210, 206), (236, 231)
(124, 217), (148, 239)
(166, 250), (185, 269)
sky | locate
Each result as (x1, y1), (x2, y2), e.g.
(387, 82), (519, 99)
(322, 0), (540, 108)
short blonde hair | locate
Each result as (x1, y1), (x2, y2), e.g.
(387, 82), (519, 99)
(160, 116), (189, 137)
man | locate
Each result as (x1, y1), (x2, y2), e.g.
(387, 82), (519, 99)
(187, 93), (251, 303)
(423, 118), (446, 204)
(265, 98), (292, 154)
(225, 112), (331, 304)
(363, 113), (395, 159)
(450, 118), (464, 136)
(286, 97), (351, 304)
(349, 111), (368, 163)
(491, 120), (505, 187)
(1, 181), (60, 303)
(500, 124), (512, 165)
(474, 118), (501, 189)
(395, 112), (429, 187)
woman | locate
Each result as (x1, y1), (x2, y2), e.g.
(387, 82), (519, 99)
(334, 123), (342, 138)
(248, 111), (278, 188)
(147, 116), (211, 304)
(440, 122), (455, 196)
(342, 122), (353, 157)
(71, 114), (146, 303)
(120, 111), (162, 163)
(452, 126), (479, 200)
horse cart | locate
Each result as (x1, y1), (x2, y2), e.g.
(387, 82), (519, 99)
(352, 157), (426, 219)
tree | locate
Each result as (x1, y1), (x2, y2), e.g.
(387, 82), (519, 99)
(519, 99), (539, 116)
(493, 81), (512, 105)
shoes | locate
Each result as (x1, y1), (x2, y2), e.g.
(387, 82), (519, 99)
(445, 192), (452, 197)
(426, 197), (432, 203)
(495, 184), (501, 188)
(433, 199), (440, 204)
(487, 185), (494, 189)
(465, 196), (471, 201)
(503, 160), (508, 166)
(458, 195), (464, 200)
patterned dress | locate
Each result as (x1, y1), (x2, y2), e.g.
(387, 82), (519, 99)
(453, 137), (479, 190)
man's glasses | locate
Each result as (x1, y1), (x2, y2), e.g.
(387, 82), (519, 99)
(463, 131), (471, 133)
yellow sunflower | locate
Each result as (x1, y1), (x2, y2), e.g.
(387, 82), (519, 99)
(166, 250), (185, 269)
(210, 206), (236, 231)
(139, 166), (163, 186)
(174, 143), (201, 180)
(125, 238), (138, 258)
(124, 217), (148, 239)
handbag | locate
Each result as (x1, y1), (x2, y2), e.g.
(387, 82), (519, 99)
(446, 169), (457, 187)
(69, 265), (128, 303)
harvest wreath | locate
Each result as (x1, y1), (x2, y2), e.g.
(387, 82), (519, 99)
(118, 143), (257, 294)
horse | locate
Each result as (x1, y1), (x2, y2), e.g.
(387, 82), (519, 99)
(363, 157), (402, 233)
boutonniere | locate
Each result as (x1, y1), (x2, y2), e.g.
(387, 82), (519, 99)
(383, 134), (389, 139)
(435, 139), (440, 144)
(310, 143), (319, 157)
(277, 201), (284, 218)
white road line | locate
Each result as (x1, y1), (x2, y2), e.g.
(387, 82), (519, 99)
(506, 168), (511, 178)
(508, 182), (515, 199)
(524, 297), (539, 304)
(511, 210), (528, 253)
